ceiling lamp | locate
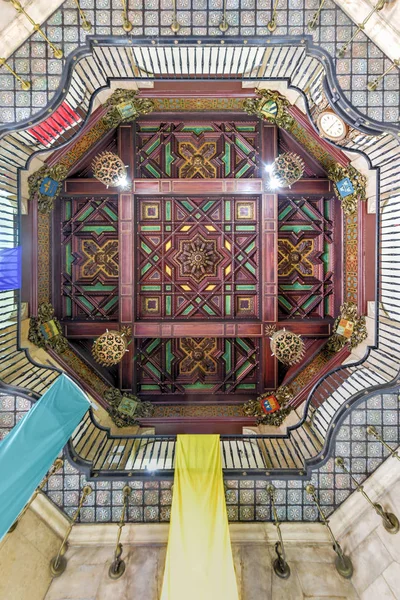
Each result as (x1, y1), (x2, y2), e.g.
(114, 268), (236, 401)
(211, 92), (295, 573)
(269, 329), (305, 366)
(267, 152), (305, 189)
(92, 151), (128, 188)
(92, 329), (130, 367)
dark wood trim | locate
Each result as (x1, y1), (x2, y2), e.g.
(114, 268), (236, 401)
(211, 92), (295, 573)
(47, 348), (108, 409)
(47, 105), (108, 168)
(132, 321), (264, 338)
(138, 416), (258, 435)
(61, 321), (119, 337)
(287, 345), (351, 409)
(277, 319), (333, 337)
(288, 105), (350, 168)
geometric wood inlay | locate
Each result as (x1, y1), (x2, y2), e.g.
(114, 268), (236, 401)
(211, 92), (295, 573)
(136, 336), (260, 395)
(136, 195), (260, 320)
(136, 121), (259, 179)
(277, 195), (336, 319)
(60, 196), (119, 320)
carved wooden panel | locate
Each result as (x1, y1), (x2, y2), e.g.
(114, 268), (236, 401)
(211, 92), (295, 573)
(136, 337), (259, 395)
(60, 196), (119, 319)
(277, 195), (336, 319)
(136, 195), (260, 320)
(136, 121), (259, 179)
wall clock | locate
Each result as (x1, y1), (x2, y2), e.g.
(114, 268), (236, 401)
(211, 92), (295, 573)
(317, 110), (348, 142)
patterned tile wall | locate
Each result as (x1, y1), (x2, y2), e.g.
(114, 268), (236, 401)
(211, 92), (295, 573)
(1, 391), (399, 523)
(0, 0), (398, 125)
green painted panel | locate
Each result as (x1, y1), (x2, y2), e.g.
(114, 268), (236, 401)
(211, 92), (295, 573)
(225, 295), (231, 315)
(103, 206), (118, 221)
(222, 340), (231, 370)
(280, 225), (314, 232)
(141, 263), (152, 276)
(183, 382), (215, 390)
(235, 164), (250, 178)
(278, 296), (292, 310)
(166, 340), (173, 374)
(165, 200), (171, 221)
(235, 137), (251, 156)
(145, 164), (160, 177)
(245, 261), (256, 275)
(166, 295), (171, 315)
(182, 304), (194, 315)
(225, 200), (231, 220)
(146, 339), (160, 354)
(236, 225), (255, 231)
(222, 141), (231, 177)
(141, 225), (161, 231)
(146, 137), (161, 155)
(203, 305), (216, 316)
(278, 206), (292, 221)
(236, 285), (256, 291)
(165, 142), (174, 176)
(141, 242), (152, 255)
(65, 243), (72, 276)
(103, 297), (118, 311)
(81, 225), (115, 233)
(142, 285), (161, 291)
(78, 206), (94, 221)
(202, 200), (215, 212)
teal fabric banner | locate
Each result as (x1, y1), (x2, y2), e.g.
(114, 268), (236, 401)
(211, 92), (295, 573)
(0, 374), (90, 541)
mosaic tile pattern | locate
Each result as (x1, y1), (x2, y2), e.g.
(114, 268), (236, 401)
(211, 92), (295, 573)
(0, 0), (398, 124)
(1, 391), (399, 522)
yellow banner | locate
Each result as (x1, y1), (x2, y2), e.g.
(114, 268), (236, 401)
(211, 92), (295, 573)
(161, 434), (239, 600)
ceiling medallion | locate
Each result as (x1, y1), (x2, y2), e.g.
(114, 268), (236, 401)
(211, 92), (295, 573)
(92, 327), (131, 366)
(269, 329), (305, 366)
(267, 152), (305, 190)
(92, 151), (128, 188)
(176, 235), (221, 282)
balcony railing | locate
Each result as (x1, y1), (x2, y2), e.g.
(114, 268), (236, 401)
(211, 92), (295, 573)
(0, 37), (399, 479)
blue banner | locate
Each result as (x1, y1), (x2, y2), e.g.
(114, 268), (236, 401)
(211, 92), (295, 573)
(0, 374), (90, 541)
(0, 247), (21, 291)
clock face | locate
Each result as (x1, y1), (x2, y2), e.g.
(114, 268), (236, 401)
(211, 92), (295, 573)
(318, 111), (347, 141)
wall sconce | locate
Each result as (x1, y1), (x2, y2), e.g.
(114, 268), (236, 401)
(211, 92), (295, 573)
(335, 457), (399, 534)
(50, 485), (93, 577)
(109, 485), (131, 579)
(305, 483), (353, 578)
(267, 484), (291, 579)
